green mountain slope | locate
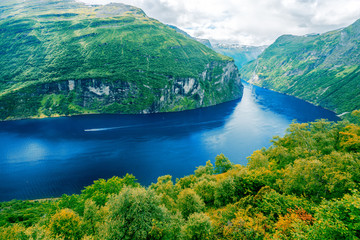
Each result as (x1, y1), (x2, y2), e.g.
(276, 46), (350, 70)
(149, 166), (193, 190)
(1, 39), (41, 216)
(240, 19), (360, 115)
(0, 0), (243, 120)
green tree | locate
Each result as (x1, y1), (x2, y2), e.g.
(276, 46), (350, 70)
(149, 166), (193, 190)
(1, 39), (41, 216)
(214, 154), (233, 174)
(49, 208), (83, 240)
(81, 174), (139, 206)
(83, 199), (101, 236)
(247, 150), (269, 171)
(105, 187), (166, 240)
(232, 170), (269, 202)
(308, 191), (360, 239)
(309, 119), (338, 154)
(27, 224), (52, 240)
(149, 211), (185, 240)
(214, 176), (237, 207)
(59, 194), (85, 216)
(281, 154), (356, 201)
(281, 157), (325, 201)
(340, 124), (360, 151)
(150, 175), (179, 211)
(194, 178), (216, 205)
(0, 223), (28, 240)
(223, 210), (267, 240)
(176, 175), (197, 189)
(194, 160), (214, 177)
(254, 187), (310, 222)
(182, 212), (212, 240)
(347, 109), (360, 125)
(177, 189), (205, 219)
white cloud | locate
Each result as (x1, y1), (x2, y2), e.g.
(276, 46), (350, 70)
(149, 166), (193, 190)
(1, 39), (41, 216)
(76, 0), (360, 45)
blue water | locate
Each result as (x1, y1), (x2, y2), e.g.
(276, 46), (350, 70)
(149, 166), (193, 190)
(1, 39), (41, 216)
(0, 83), (339, 201)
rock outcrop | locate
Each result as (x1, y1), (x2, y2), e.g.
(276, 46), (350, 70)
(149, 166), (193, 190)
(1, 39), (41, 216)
(0, 61), (242, 119)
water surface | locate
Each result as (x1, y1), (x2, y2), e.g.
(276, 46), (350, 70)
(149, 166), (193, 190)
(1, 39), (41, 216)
(0, 83), (339, 201)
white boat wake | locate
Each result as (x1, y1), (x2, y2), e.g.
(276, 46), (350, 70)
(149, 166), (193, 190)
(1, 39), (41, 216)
(84, 127), (124, 132)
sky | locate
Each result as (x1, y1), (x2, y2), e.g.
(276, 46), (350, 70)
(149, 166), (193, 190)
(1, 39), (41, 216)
(77, 0), (360, 46)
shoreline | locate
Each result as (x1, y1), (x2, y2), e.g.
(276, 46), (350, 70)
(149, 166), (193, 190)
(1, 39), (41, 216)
(242, 80), (345, 118)
(0, 97), (244, 122)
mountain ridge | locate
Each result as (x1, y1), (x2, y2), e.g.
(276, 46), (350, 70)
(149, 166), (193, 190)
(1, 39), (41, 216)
(240, 18), (360, 115)
(0, 0), (243, 120)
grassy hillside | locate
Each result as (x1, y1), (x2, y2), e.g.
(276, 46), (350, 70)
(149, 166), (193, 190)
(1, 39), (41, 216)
(240, 19), (360, 115)
(0, 0), (242, 120)
(1, 112), (360, 239)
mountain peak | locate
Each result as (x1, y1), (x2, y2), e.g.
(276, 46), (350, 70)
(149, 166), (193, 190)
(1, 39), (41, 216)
(349, 18), (360, 31)
(353, 18), (360, 26)
(94, 3), (147, 18)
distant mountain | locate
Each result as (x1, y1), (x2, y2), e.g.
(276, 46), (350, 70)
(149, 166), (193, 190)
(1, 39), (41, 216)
(196, 38), (213, 49)
(0, 0), (242, 120)
(212, 43), (267, 69)
(167, 25), (213, 48)
(167, 25), (266, 69)
(240, 19), (360, 114)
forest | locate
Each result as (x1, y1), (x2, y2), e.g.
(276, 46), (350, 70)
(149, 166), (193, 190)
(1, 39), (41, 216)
(1, 110), (360, 239)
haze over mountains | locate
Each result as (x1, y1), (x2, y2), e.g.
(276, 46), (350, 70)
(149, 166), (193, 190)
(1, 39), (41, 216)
(212, 44), (267, 69)
(168, 25), (267, 70)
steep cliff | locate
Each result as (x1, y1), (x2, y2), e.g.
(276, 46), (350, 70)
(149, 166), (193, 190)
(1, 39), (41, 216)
(0, 0), (242, 120)
(1, 61), (241, 118)
(240, 19), (360, 114)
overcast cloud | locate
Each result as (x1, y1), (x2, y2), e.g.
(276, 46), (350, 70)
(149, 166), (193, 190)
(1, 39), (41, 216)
(77, 0), (360, 46)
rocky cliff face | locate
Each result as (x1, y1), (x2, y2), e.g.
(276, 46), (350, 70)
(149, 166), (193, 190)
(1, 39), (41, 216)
(155, 61), (242, 113)
(0, 61), (242, 120)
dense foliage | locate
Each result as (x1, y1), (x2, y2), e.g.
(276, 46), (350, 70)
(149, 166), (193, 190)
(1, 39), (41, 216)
(1, 113), (360, 239)
(240, 19), (360, 115)
(0, 0), (241, 120)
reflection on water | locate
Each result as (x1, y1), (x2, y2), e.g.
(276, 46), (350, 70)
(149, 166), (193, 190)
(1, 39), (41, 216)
(0, 83), (339, 201)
